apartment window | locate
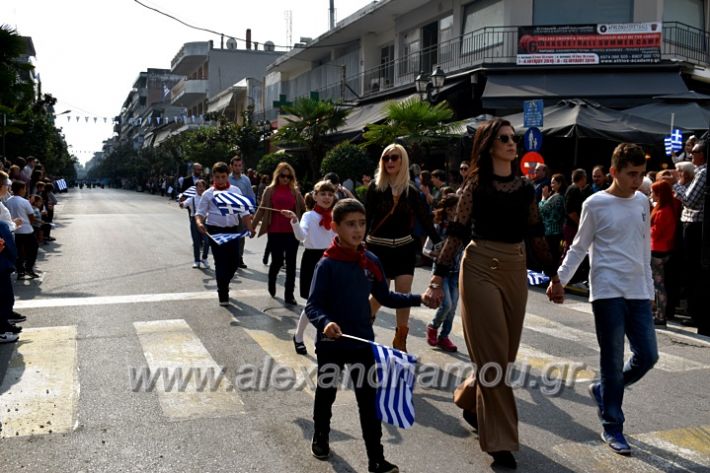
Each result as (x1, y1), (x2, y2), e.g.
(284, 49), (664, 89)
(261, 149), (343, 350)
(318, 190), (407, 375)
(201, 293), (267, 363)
(533, 0), (632, 25)
(400, 28), (420, 75)
(438, 15), (454, 64)
(379, 44), (395, 89)
(461, 0), (504, 55)
(664, 0), (705, 30)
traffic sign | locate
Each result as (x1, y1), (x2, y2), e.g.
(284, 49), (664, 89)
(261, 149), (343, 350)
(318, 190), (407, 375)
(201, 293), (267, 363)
(523, 99), (544, 127)
(520, 151), (545, 177)
(523, 127), (543, 152)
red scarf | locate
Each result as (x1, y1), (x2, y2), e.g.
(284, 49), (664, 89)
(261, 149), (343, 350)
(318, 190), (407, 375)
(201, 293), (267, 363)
(314, 205), (333, 229)
(213, 180), (230, 191)
(323, 238), (383, 282)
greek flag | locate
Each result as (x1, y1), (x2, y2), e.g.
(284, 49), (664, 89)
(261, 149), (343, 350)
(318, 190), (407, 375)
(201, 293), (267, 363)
(372, 343), (418, 429)
(664, 137), (674, 156)
(527, 269), (550, 286)
(208, 230), (251, 245)
(213, 191), (255, 215)
(665, 129), (684, 156)
(55, 179), (67, 191)
(178, 186), (196, 201)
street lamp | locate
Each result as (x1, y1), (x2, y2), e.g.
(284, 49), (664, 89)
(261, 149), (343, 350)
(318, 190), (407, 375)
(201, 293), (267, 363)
(415, 65), (446, 103)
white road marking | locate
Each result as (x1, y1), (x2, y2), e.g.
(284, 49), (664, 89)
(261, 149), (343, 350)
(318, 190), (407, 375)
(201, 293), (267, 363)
(0, 326), (79, 438)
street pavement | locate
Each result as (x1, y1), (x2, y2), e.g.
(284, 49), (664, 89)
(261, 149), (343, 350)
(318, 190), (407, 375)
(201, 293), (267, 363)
(0, 188), (708, 473)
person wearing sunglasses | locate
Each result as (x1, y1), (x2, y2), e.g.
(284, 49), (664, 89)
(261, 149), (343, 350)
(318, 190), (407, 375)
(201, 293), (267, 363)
(252, 162), (306, 305)
(365, 143), (440, 352)
(423, 118), (558, 469)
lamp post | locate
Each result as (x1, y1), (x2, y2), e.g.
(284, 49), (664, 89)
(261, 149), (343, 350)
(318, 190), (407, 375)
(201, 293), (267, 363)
(415, 65), (446, 103)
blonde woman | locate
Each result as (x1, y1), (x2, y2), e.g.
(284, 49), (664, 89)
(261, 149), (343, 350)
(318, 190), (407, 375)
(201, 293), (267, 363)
(252, 162), (306, 305)
(365, 143), (440, 351)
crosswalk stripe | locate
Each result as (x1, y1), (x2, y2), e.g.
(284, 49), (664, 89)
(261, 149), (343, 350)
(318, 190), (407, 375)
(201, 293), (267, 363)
(552, 424), (710, 472)
(525, 312), (710, 372)
(133, 319), (244, 420)
(0, 326), (79, 438)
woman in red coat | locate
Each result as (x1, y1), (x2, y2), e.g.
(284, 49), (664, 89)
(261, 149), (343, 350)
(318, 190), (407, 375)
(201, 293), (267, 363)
(650, 180), (678, 326)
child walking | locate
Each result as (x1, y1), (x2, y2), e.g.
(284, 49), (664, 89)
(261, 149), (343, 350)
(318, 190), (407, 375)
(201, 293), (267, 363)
(305, 198), (436, 473)
(180, 179), (210, 268)
(280, 180), (336, 355)
(548, 143), (658, 455)
(423, 194), (462, 352)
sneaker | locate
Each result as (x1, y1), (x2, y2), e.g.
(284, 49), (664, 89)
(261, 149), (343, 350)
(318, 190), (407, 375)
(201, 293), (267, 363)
(653, 317), (667, 326)
(192, 262), (200, 269)
(219, 301), (230, 307)
(238, 262), (247, 269)
(293, 336), (307, 355)
(8, 313), (27, 324)
(311, 432), (330, 460)
(437, 336), (457, 352)
(426, 324), (438, 346)
(27, 271), (41, 279)
(5, 324), (22, 334)
(601, 430), (631, 455)
(285, 295), (298, 306)
(489, 451), (517, 469)
(0, 332), (19, 343)
(201, 259), (209, 268)
(368, 459), (399, 473)
(588, 382), (603, 420)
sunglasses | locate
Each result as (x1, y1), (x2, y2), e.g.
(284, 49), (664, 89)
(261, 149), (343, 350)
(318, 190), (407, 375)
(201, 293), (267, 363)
(382, 154), (400, 163)
(279, 173), (292, 180)
(496, 134), (521, 144)
(460, 166), (469, 171)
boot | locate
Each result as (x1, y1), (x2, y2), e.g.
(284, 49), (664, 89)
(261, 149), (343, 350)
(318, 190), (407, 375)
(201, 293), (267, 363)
(392, 325), (409, 352)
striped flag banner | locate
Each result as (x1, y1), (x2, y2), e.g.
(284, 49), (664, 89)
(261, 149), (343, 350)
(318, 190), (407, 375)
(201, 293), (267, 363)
(207, 230), (251, 245)
(342, 334), (418, 429)
(55, 179), (67, 191)
(213, 191), (255, 215)
(664, 137), (674, 156)
(177, 186), (196, 201)
(670, 129), (683, 151)
(527, 269), (550, 286)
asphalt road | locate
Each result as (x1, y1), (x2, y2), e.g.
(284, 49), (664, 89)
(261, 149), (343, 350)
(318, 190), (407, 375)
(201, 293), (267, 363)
(0, 188), (708, 473)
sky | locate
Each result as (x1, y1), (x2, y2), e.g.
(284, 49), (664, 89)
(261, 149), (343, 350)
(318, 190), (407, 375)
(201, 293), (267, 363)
(1, 0), (372, 164)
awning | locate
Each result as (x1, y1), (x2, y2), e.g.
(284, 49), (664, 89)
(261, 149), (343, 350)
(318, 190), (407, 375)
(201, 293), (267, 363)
(482, 71), (689, 109)
(336, 93), (419, 135)
(207, 90), (237, 114)
(153, 128), (175, 147)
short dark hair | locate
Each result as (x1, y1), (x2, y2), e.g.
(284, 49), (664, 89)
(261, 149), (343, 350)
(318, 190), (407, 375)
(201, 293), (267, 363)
(11, 180), (26, 194)
(431, 169), (446, 181)
(571, 168), (587, 183)
(611, 143), (646, 170)
(230, 155), (242, 165)
(212, 161), (229, 174)
(323, 172), (340, 184)
(332, 198), (365, 224)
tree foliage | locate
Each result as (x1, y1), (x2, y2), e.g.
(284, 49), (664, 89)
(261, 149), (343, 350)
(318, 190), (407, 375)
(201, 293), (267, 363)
(274, 97), (350, 179)
(320, 142), (374, 182)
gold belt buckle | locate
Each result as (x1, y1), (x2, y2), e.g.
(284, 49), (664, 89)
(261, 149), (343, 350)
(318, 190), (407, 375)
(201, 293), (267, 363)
(490, 258), (500, 270)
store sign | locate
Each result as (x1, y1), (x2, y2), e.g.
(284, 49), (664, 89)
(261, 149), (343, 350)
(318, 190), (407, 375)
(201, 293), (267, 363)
(517, 22), (662, 66)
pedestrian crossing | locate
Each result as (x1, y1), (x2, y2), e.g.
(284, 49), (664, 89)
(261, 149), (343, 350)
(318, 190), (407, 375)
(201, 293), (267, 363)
(0, 290), (708, 470)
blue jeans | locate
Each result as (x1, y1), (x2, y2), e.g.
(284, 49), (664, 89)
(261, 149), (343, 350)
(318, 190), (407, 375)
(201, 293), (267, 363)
(189, 218), (210, 262)
(591, 298), (658, 434)
(430, 275), (459, 339)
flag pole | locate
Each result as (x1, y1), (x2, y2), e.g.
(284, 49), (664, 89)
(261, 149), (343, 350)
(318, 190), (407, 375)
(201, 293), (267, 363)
(340, 333), (375, 345)
(256, 206), (284, 213)
(670, 112), (675, 134)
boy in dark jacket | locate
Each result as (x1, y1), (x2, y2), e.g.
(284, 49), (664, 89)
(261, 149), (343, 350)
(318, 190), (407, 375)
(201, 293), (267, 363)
(0, 220), (21, 343)
(305, 199), (436, 473)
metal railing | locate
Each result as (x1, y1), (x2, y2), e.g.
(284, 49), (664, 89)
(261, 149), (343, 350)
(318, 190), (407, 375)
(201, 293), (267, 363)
(662, 21), (710, 66)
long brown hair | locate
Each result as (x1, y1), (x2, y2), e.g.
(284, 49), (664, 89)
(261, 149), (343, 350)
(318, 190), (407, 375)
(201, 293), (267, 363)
(466, 118), (514, 190)
(651, 180), (674, 219)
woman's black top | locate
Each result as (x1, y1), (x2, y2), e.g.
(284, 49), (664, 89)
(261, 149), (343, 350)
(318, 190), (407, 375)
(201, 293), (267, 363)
(435, 174), (556, 277)
(365, 182), (440, 243)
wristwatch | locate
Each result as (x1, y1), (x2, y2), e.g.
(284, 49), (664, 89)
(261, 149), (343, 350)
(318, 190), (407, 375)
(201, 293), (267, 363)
(428, 282), (441, 290)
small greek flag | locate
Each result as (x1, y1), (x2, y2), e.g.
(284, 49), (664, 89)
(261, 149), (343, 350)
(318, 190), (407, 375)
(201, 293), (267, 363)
(213, 191), (255, 215)
(372, 343), (418, 429)
(55, 179), (67, 191)
(664, 137), (674, 156)
(665, 129), (684, 156)
(178, 186), (196, 201)
(207, 230), (251, 245)
(527, 269), (550, 286)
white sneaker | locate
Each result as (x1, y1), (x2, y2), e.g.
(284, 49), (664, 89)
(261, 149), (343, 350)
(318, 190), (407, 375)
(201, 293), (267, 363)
(0, 332), (19, 343)
(219, 301), (230, 307)
(201, 259), (209, 268)
(192, 262), (200, 269)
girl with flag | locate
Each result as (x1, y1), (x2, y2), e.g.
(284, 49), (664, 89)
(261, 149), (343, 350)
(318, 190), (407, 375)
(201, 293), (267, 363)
(179, 179), (210, 269)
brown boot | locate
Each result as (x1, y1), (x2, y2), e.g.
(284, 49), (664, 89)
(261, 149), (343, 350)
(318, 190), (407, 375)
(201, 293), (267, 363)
(392, 325), (409, 352)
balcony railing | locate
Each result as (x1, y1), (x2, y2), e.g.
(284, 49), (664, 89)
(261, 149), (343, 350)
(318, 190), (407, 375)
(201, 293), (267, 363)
(309, 22), (709, 101)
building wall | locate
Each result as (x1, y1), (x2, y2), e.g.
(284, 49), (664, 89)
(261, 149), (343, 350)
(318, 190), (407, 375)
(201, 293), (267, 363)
(206, 50), (282, 98)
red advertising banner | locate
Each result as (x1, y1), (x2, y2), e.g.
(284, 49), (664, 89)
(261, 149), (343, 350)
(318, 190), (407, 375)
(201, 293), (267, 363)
(517, 22), (662, 66)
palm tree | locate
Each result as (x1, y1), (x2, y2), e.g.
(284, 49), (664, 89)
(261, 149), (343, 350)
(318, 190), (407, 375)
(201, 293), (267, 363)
(0, 25), (35, 110)
(275, 97), (350, 178)
(361, 97), (454, 149)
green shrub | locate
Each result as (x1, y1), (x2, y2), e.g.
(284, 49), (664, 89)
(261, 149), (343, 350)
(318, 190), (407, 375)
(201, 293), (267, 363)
(256, 152), (298, 177)
(321, 142), (374, 182)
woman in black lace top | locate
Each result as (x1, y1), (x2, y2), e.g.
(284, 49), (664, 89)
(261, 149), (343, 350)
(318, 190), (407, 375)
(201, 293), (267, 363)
(365, 143), (440, 351)
(424, 118), (560, 469)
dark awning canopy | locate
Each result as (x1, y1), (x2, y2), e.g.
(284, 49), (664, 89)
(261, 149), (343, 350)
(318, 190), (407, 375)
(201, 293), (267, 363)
(482, 71), (689, 109)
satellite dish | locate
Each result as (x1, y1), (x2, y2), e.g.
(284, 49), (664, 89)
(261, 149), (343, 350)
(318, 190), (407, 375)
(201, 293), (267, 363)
(226, 38), (238, 50)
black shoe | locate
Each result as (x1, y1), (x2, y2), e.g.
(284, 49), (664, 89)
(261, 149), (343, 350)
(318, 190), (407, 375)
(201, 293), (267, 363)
(27, 271), (41, 279)
(4, 324), (22, 334)
(489, 451), (517, 469)
(262, 256), (269, 265)
(285, 295), (298, 305)
(238, 262), (248, 269)
(311, 432), (330, 460)
(268, 280), (276, 298)
(681, 319), (699, 328)
(653, 317), (667, 326)
(8, 313), (26, 324)
(462, 409), (478, 431)
(368, 459), (399, 473)
(293, 336), (307, 355)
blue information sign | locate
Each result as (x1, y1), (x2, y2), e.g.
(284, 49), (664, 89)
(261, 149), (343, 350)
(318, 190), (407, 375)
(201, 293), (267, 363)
(523, 99), (544, 128)
(523, 127), (543, 152)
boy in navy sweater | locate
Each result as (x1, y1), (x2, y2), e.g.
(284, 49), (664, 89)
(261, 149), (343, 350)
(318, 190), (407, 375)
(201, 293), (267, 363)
(0, 220), (21, 343)
(305, 199), (436, 473)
